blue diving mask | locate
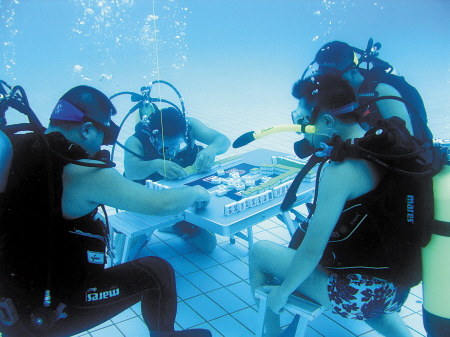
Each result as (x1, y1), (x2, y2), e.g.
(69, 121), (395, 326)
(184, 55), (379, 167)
(151, 132), (188, 160)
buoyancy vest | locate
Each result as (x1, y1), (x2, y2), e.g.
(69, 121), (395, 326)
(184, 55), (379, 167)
(358, 69), (433, 143)
(319, 172), (430, 287)
(132, 121), (203, 184)
(0, 132), (109, 305)
(290, 117), (435, 288)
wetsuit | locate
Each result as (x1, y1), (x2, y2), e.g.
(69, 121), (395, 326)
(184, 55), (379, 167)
(129, 122), (217, 254)
(0, 132), (177, 337)
(131, 121), (203, 185)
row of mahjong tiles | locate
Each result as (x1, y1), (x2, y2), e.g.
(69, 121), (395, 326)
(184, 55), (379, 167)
(144, 154), (319, 216)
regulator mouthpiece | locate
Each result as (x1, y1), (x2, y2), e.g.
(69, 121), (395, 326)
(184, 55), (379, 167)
(232, 124), (316, 148)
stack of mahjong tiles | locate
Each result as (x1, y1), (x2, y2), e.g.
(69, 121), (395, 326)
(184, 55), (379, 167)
(183, 154), (243, 177)
(222, 156), (317, 216)
(145, 180), (170, 190)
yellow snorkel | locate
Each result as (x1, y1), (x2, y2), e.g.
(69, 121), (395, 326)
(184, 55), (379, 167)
(232, 124), (315, 148)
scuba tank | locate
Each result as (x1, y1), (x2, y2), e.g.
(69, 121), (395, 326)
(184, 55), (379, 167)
(422, 139), (450, 337)
(0, 131), (12, 193)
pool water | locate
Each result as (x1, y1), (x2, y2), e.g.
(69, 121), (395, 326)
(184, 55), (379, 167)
(1, 1), (448, 336)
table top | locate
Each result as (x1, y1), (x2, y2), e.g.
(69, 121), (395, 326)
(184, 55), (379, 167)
(161, 148), (315, 236)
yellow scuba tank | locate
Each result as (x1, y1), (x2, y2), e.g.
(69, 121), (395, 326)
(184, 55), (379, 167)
(422, 140), (450, 337)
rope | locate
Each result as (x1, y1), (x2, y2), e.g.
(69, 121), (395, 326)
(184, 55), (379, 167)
(152, 0), (167, 178)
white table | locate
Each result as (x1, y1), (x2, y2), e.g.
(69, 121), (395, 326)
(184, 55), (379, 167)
(109, 148), (314, 263)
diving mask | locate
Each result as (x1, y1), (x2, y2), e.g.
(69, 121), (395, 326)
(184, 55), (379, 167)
(152, 132), (188, 160)
(50, 99), (119, 146)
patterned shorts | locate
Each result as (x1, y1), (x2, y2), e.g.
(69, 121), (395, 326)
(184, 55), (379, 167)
(327, 272), (410, 320)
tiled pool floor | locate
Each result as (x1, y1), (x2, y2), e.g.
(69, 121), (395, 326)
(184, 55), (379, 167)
(71, 218), (428, 337)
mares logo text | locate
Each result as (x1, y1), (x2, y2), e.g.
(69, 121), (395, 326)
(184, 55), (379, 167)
(406, 195), (414, 224)
(86, 287), (120, 302)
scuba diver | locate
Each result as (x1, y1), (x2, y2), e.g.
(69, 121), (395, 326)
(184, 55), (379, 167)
(0, 82), (212, 337)
(248, 73), (436, 337)
(122, 85), (230, 254)
(296, 38), (433, 158)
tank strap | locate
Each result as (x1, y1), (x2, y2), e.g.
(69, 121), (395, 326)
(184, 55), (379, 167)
(433, 220), (450, 237)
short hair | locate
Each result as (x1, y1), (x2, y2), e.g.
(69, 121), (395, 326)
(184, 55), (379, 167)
(50, 85), (116, 128)
(149, 107), (186, 137)
(61, 85), (117, 118)
(315, 41), (355, 70)
(292, 73), (358, 123)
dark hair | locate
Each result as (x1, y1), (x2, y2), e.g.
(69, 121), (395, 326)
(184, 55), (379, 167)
(61, 85), (116, 119)
(315, 41), (354, 70)
(149, 107), (186, 137)
(292, 73), (358, 123)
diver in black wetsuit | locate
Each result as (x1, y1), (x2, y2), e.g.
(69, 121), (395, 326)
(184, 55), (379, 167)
(123, 103), (230, 254)
(249, 74), (417, 337)
(0, 85), (211, 337)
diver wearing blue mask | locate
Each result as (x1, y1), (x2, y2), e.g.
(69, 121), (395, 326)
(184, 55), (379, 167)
(123, 103), (230, 254)
(125, 104), (230, 184)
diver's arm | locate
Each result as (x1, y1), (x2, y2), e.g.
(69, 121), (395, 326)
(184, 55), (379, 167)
(62, 162), (210, 219)
(123, 135), (187, 180)
(375, 83), (414, 134)
(189, 117), (231, 172)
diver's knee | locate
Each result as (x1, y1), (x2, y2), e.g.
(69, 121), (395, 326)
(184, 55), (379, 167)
(249, 240), (273, 264)
(134, 256), (175, 283)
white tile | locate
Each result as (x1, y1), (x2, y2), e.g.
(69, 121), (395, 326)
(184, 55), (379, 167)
(403, 313), (427, 336)
(209, 315), (254, 337)
(88, 319), (114, 332)
(110, 308), (137, 324)
(267, 226), (292, 242)
(208, 245), (238, 264)
(175, 301), (207, 330)
(403, 293), (424, 313)
(152, 230), (179, 241)
(206, 287), (248, 314)
(130, 302), (142, 316)
(115, 316), (149, 337)
(165, 236), (198, 255)
(257, 219), (280, 230)
(308, 314), (356, 337)
(71, 332), (91, 337)
(226, 281), (256, 306)
(410, 283), (423, 299)
(231, 307), (259, 334)
(184, 270), (223, 293)
(166, 255), (200, 276)
(253, 230), (288, 245)
(185, 294), (228, 321)
(184, 250), (219, 269)
(222, 258), (249, 280)
(147, 241), (180, 259)
(176, 276), (203, 300)
(219, 242), (250, 260)
(323, 310), (372, 335)
(89, 324), (124, 337)
(203, 264), (242, 287)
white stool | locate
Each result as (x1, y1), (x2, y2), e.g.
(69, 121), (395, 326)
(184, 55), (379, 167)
(108, 211), (182, 264)
(255, 286), (326, 337)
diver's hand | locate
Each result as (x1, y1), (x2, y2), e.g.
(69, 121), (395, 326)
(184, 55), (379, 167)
(155, 159), (188, 180)
(194, 148), (216, 173)
(192, 185), (211, 209)
(264, 285), (289, 315)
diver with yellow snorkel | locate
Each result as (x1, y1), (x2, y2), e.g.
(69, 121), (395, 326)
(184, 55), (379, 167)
(234, 67), (448, 336)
